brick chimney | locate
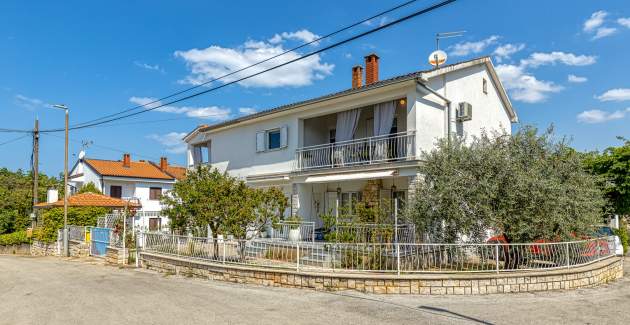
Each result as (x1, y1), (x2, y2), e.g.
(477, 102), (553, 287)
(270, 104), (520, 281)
(352, 65), (363, 88)
(122, 153), (131, 168)
(364, 53), (379, 85)
(159, 157), (168, 171)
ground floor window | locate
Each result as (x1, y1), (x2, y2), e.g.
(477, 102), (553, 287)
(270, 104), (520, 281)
(149, 218), (161, 231)
(341, 191), (362, 215)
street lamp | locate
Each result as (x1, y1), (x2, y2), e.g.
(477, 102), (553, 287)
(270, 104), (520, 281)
(52, 104), (69, 257)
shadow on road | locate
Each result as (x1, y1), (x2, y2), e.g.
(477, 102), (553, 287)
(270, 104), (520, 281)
(418, 306), (494, 325)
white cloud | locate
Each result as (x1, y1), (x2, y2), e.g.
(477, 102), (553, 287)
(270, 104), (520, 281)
(14, 94), (50, 110)
(493, 43), (525, 62)
(134, 61), (165, 73)
(146, 132), (188, 154)
(129, 96), (231, 121)
(362, 16), (389, 27)
(619, 17), (630, 28)
(567, 74), (588, 83)
(449, 35), (500, 57)
(175, 30), (334, 88)
(495, 64), (563, 103)
(577, 108), (630, 124)
(592, 27), (617, 40)
(520, 51), (596, 68)
(595, 88), (630, 102)
(238, 107), (257, 115)
(269, 29), (320, 45)
(583, 10), (608, 32)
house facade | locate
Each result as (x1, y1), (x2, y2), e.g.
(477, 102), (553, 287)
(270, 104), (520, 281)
(183, 55), (517, 228)
(68, 153), (186, 231)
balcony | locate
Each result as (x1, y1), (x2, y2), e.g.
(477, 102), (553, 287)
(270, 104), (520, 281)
(294, 130), (416, 171)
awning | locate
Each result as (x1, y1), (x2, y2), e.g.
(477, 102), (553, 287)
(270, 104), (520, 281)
(304, 170), (396, 183)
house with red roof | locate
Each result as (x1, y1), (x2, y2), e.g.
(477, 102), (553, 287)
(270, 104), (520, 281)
(68, 152), (186, 231)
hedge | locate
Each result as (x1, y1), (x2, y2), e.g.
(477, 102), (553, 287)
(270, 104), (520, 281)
(0, 230), (30, 246)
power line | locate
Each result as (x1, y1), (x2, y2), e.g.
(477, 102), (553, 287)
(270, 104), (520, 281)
(39, 0), (457, 133)
(0, 134), (31, 147)
(63, 0), (421, 130)
(41, 132), (160, 161)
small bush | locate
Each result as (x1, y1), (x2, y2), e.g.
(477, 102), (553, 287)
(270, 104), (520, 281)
(0, 230), (30, 246)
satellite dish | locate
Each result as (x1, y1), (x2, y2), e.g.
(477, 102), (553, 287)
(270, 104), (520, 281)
(428, 50), (447, 67)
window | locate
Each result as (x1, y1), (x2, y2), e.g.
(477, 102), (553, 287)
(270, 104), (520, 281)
(483, 78), (488, 94)
(149, 187), (162, 200)
(389, 117), (398, 134)
(267, 129), (281, 150)
(329, 129), (336, 143)
(110, 186), (122, 198)
(341, 192), (362, 215)
(192, 141), (210, 166)
(149, 218), (161, 231)
(256, 126), (288, 152)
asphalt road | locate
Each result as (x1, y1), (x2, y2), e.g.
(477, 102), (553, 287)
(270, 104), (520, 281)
(0, 255), (628, 325)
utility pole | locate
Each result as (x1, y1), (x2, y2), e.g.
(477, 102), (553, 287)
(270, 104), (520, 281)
(52, 104), (69, 257)
(31, 118), (39, 228)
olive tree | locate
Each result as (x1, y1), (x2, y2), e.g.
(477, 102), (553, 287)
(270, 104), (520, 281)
(405, 126), (606, 243)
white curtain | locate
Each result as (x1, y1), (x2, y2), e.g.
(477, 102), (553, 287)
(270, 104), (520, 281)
(373, 101), (396, 160)
(335, 109), (361, 142)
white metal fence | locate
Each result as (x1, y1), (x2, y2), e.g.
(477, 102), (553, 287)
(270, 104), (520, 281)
(67, 225), (88, 242)
(294, 131), (416, 171)
(268, 221), (315, 242)
(142, 233), (618, 274)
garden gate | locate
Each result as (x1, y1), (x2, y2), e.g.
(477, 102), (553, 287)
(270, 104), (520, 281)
(90, 227), (111, 257)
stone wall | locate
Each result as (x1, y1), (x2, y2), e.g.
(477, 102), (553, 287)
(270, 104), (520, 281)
(106, 246), (129, 265)
(69, 240), (90, 257)
(31, 240), (59, 256)
(0, 244), (31, 255)
(140, 252), (623, 295)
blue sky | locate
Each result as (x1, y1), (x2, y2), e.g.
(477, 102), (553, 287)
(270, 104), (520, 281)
(1, 0), (629, 175)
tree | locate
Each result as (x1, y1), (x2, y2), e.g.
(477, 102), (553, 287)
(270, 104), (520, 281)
(583, 137), (630, 217)
(77, 182), (102, 194)
(405, 126), (607, 243)
(161, 167), (287, 256)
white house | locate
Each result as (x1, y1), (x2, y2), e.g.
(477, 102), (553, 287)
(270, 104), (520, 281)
(68, 153), (186, 231)
(183, 55), (517, 229)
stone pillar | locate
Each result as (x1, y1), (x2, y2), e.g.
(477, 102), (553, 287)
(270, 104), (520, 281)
(291, 184), (299, 217)
(407, 173), (421, 203)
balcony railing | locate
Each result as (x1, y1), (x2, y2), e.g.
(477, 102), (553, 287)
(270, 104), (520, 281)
(294, 130), (416, 171)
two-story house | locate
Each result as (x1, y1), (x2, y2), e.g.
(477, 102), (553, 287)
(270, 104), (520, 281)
(68, 152), (186, 231)
(183, 54), (517, 229)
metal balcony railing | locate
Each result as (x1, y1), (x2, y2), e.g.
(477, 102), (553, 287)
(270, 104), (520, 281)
(294, 130), (416, 171)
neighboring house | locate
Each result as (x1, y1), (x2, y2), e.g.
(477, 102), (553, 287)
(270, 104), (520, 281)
(183, 54), (517, 229)
(68, 152), (186, 231)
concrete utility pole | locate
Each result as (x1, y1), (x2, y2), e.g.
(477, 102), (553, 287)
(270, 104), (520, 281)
(32, 119), (39, 227)
(53, 104), (69, 257)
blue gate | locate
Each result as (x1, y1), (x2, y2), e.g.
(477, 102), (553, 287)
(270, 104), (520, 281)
(91, 227), (111, 257)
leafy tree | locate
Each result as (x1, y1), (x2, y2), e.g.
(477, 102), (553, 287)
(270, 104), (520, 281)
(583, 137), (630, 216)
(0, 168), (60, 234)
(405, 126), (606, 243)
(77, 182), (102, 194)
(162, 167), (288, 247)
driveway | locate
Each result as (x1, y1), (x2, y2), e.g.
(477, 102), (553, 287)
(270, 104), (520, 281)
(0, 255), (628, 325)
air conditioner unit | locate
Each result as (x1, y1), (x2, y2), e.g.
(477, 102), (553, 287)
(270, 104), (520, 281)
(457, 102), (472, 121)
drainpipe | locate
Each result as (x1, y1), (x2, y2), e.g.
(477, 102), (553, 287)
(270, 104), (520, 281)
(416, 79), (453, 140)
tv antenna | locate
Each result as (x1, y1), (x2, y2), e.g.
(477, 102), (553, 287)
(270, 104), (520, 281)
(429, 31), (466, 68)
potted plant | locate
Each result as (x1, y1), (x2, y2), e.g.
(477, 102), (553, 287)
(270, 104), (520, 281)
(286, 215), (302, 242)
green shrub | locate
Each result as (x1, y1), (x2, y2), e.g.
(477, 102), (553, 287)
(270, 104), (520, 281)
(0, 230), (30, 246)
(33, 207), (110, 243)
(613, 219), (629, 254)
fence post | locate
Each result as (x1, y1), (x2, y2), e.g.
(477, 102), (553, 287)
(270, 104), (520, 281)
(222, 240), (226, 264)
(495, 244), (500, 274)
(565, 242), (570, 269)
(396, 243), (401, 276)
(176, 237), (180, 257)
(296, 241), (300, 272)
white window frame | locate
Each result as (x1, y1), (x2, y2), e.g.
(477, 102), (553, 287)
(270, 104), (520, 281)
(256, 126), (288, 153)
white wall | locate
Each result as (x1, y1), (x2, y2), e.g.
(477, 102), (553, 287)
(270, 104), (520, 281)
(102, 178), (173, 212)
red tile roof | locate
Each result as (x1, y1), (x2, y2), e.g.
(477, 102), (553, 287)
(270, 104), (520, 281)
(85, 158), (175, 180)
(34, 192), (141, 208)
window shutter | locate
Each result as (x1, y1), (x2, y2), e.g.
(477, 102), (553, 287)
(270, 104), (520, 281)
(280, 126), (288, 148)
(256, 131), (266, 152)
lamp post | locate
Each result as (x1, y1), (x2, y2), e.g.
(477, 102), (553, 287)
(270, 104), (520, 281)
(52, 104), (69, 257)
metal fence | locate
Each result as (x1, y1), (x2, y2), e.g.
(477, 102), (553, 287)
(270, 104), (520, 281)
(268, 221), (315, 242)
(294, 131), (416, 171)
(97, 214), (122, 228)
(142, 233), (618, 274)
(67, 225), (88, 242)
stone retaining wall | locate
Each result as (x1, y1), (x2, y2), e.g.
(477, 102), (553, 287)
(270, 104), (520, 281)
(106, 246), (129, 265)
(31, 240), (59, 256)
(140, 252), (624, 295)
(0, 244), (31, 255)
(69, 240), (90, 257)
